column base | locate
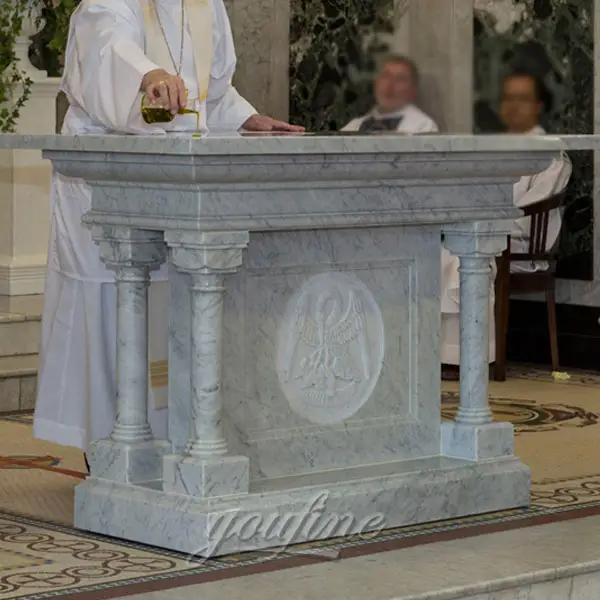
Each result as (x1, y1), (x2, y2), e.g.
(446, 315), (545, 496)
(441, 421), (514, 460)
(75, 455), (529, 557)
(89, 438), (170, 483)
(162, 453), (249, 497)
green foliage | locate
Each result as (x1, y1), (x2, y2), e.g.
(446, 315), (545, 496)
(47, 0), (80, 59)
(474, 0), (593, 135)
(474, 0), (594, 275)
(0, 0), (33, 132)
(289, 0), (394, 131)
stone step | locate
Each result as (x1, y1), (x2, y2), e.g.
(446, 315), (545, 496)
(0, 316), (41, 358)
(0, 294), (43, 358)
(0, 294), (44, 317)
(0, 353), (38, 377)
(190, 514), (600, 600)
(0, 295), (43, 412)
(0, 355), (38, 412)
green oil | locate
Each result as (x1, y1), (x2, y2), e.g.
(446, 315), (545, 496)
(141, 106), (198, 124)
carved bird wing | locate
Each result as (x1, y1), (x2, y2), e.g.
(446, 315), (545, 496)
(327, 291), (365, 348)
(330, 291), (373, 380)
(281, 292), (319, 380)
(294, 294), (319, 347)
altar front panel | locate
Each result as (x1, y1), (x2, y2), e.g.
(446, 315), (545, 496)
(221, 225), (441, 480)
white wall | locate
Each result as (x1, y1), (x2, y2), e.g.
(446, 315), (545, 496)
(0, 14), (59, 295)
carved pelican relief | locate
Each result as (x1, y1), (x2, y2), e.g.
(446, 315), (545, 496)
(277, 272), (385, 424)
(281, 286), (371, 407)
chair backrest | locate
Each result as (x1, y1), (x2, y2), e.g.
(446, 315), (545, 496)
(56, 91), (69, 134)
(521, 190), (566, 258)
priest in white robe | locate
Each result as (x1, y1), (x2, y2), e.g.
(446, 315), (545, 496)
(34, 0), (303, 457)
(342, 54), (438, 134)
(440, 71), (571, 379)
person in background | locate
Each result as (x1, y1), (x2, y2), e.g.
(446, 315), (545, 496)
(342, 54), (438, 134)
(33, 0), (303, 470)
(440, 70), (572, 380)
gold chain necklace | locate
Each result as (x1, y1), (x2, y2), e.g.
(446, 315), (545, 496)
(152, 0), (185, 76)
(143, 0), (201, 134)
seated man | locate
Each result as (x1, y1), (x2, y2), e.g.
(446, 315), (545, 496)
(342, 54), (438, 134)
(440, 70), (572, 380)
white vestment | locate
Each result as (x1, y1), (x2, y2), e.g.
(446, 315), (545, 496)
(440, 125), (572, 365)
(34, 0), (256, 451)
(341, 104), (439, 133)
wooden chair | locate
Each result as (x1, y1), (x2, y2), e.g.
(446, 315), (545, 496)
(56, 91), (69, 134)
(493, 191), (565, 381)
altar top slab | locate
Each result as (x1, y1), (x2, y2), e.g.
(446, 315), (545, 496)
(0, 132), (599, 156)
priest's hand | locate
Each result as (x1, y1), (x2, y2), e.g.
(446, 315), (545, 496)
(242, 114), (305, 132)
(141, 69), (187, 114)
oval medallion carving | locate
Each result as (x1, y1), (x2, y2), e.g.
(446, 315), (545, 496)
(276, 272), (385, 424)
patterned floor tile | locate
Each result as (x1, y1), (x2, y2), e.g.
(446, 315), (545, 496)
(0, 514), (190, 599)
(0, 366), (599, 599)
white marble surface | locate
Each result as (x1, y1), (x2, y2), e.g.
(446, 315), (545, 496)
(75, 455), (529, 556)
(2, 132), (566, 235)
(162, 453), (249, 498)
(222, 227), (441, 480)
(77, 219), (530, 556)
(89, 226), (168, 483)
(0, 132), (572, 156)
(167, 266), (193, 454)
(442, 421), (516, 461)
(162, 231), (251, 498)
(443, 222), (510, 424)
(166, 231), (248, 462)
(275, 271), (386, 425)
(22, 131), (536, 554)
(3, 132), (600, 154)
(166, 231), (248, 460)
(90, 438), (169, 484)
(441, 222), (514, 460)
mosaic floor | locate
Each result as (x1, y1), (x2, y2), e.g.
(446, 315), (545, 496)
(1, 365), (600, 600)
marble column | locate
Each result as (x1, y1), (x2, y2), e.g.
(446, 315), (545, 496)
(391, 0), (473, 133)
(162, 231), (250, 498)
(441, 221), (513, 460)
(88, 226), (168, 483)
(225, 0), (290, 119)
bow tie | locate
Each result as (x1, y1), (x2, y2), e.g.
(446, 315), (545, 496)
(358, 116), (403, 133)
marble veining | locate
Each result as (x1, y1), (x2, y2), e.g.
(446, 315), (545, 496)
(0, 132), (590, 155)
(276, 271), (385, 425)
(222, 227), (440, 480)
(4, 131), (558, 555)
(441, 221), (514, 461)
(89, 226), (168, 483)
(75, 456), (529, 556)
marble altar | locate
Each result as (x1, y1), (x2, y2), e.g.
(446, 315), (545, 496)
(0, 132), (589, 557)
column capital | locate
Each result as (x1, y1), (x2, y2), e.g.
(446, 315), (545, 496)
(165, 231), (249, 274)
(91, 226), (166, 271)
(442, 220), (512, 258)
(88, 225), (168, 483)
